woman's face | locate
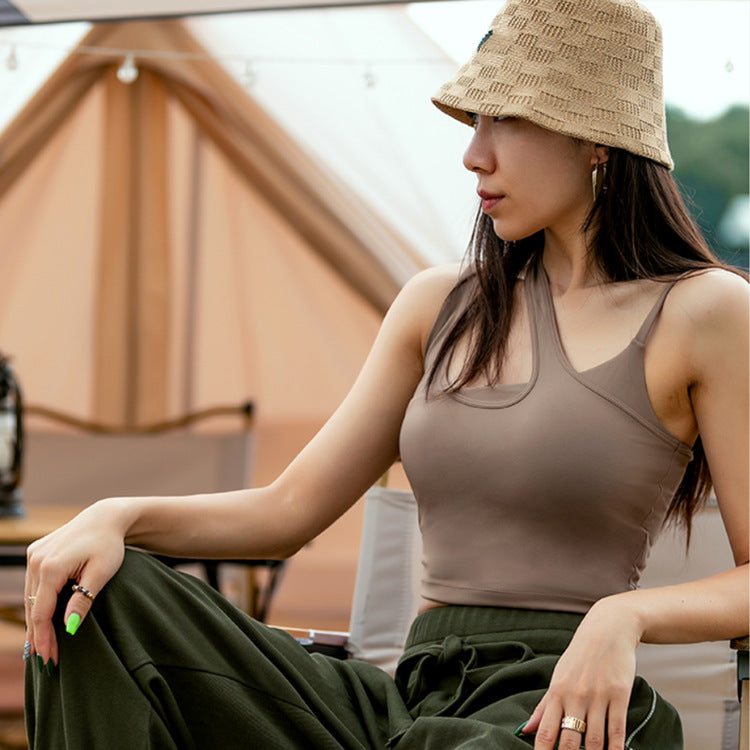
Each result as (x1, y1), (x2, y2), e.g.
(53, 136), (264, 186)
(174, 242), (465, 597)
(463, 115), (598, 242)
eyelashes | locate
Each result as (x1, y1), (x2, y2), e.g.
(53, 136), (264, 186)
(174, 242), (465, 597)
(466, 112), (514, 128)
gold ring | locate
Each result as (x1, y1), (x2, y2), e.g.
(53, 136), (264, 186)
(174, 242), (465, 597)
(27, 595), (36, 606)
(71, 584), (95, 601)
(561, 715), (587, 734)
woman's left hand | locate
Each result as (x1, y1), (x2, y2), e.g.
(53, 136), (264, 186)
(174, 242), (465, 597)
(520, 596), (642, 750)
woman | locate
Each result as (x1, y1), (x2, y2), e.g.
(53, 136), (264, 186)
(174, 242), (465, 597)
(25, 1), (748, 748)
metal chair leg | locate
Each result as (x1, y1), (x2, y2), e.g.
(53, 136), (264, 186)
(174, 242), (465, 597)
(732, 637), (749, 750)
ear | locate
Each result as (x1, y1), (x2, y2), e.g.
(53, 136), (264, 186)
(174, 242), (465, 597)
(591, 144), (610, 166)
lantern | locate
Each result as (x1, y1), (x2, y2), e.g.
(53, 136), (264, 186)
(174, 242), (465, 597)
(0, 354), (23, 517)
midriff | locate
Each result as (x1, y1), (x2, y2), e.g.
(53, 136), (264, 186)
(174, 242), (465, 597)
(419, 597), (449, 613)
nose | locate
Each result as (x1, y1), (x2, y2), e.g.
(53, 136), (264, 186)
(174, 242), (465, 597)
(463, 119), (494, 174)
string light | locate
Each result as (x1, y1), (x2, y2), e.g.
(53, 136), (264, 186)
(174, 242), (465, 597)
(5, 45), (17, 71)
(239, 61), (257, 90)
(0, 36), (452, 91)
(0, 37), (448, 69)
(116, 53), (139, 84)
(363, 64), (376, 89)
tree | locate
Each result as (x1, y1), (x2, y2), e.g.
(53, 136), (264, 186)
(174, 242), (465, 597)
(667, 105), (749, 269)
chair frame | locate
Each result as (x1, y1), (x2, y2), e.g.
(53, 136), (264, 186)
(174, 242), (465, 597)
(4, 402), (285, 623)
(732, 636), (749, 750)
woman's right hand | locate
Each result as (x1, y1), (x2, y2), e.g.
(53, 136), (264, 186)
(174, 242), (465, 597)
(25, 498), (130, 671)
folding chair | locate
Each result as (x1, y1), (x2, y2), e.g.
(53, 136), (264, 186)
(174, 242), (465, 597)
(734, 636), (749, 750)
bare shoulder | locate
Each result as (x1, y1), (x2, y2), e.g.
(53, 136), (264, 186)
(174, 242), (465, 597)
(401, 262), (463, 298)
(393, 263), (463, 351)
(664, 268), (749, 379)
(665, 268), (749, 330)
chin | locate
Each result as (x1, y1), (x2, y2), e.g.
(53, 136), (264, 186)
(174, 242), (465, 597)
(491, 219), (541, 244)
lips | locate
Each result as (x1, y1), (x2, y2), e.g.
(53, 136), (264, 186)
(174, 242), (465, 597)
(478, 190), (504, 213)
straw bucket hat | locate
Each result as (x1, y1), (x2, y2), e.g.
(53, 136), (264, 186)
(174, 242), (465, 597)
(432, 0), (673, 169)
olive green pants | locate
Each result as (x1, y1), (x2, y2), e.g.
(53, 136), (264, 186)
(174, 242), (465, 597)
(26, 550), (682, 749)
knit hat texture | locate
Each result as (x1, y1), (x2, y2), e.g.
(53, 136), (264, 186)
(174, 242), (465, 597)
(432, 0), (673, 169)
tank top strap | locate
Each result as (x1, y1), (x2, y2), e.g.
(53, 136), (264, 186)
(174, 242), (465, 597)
(525, 256), (564, 366)
(633, 272), (695, 347)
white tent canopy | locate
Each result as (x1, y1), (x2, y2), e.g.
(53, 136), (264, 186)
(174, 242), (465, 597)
(0, 7), (479, 263)
(185, 7), (478, 264)
(1, 0), (435, 25)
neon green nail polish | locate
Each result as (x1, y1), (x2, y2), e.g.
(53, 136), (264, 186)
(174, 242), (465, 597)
(513, 720), (529, 737)
(66, 613), (81, 636)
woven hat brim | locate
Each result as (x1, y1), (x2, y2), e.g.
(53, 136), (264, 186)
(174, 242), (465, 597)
(430, 0), (674, 170)
(431, 95), (674, 170)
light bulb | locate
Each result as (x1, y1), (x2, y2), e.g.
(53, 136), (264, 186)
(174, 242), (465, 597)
(363, 67), (376, 89)
(116, 54), (139, 84)
(5, 45), (17, 71)
(240, 61), (257, 90)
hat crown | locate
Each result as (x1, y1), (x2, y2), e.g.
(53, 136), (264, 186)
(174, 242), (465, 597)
(432, 0), (672, 169)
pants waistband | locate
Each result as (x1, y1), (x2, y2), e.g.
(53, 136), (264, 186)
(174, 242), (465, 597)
(405, 606), (585, 648)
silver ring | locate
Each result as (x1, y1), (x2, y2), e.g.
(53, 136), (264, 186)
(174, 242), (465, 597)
(71, 584), (95, 601)
(27, 595), (36, 606)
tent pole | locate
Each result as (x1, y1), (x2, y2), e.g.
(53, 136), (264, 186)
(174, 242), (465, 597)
(183, 127), (204, 414)
(93, 67), (172, 426)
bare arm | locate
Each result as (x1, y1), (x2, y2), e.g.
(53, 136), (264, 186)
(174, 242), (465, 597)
(25, 264), (460, 664)
(120, 265), (458, 558)
(610, 269), (749, 644)
(529, 269), (749, 750)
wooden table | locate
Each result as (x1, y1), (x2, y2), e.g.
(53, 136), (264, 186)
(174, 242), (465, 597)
(0, 506), (84, 565)
(0, 506), (284, 622)
(0, 506), (85, 624)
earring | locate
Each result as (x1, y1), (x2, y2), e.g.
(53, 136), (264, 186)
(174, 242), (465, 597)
(592, 162), (607, 200)
(591, 164), (598, 201)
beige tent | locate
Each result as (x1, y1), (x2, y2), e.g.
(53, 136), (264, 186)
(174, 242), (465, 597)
(0, 19), (432, 484)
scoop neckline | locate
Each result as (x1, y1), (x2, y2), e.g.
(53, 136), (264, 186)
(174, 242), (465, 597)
(447, 278), (540, 409)
(536, 263), (693, 453)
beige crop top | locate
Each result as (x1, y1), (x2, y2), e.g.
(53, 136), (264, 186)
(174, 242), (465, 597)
(399, 257), (694, 613)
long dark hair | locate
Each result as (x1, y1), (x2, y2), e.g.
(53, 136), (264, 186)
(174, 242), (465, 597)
(427, 148), (729, 540)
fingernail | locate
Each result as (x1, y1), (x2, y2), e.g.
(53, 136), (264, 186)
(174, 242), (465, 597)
(513, 720), (529, 737)
(45, 659), (55, 677)
(36, 655), (44, 674)
(66, 613), (81, 636)
(22, 642), (30, 662)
